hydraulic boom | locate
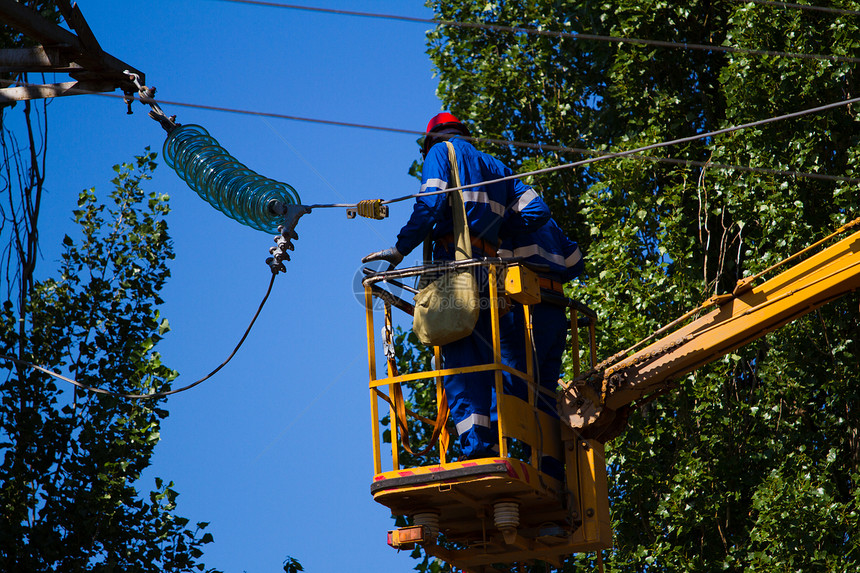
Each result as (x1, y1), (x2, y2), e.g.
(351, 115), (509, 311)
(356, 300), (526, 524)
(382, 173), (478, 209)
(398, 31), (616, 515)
(561, 219), (860, 441)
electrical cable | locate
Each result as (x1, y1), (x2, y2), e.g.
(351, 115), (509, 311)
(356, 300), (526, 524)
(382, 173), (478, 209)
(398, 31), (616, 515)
(111, 89), (860, 186)
(2, 78), (856, 186)
(118, 92), (860, 188)
(213, 0), (860, 64)
(306, 95), (860, 210)
(740, 0), (860, 17)
(0, 272), (277, 400)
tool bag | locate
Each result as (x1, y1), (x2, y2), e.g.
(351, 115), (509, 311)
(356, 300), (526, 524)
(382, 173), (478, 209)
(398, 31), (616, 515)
(412, 141), (480, 346)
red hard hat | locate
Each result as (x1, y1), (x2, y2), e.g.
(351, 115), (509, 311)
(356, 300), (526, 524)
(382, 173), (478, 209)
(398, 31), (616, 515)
(425, 112), (463, 134)
(422, 112), (470, 156)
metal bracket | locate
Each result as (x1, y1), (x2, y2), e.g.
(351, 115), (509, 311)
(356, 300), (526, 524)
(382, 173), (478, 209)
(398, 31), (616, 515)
(266, 204), (312, 274)
(0, 0), (142, 102)
(382, 325), (396, 361)
(124, 72), (178, 132)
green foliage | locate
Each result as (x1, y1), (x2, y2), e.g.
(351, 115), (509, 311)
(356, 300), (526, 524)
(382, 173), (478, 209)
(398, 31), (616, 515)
(0, 151), (218, 572)
(283, 555), (304, 573)
(0, 2), (59, 52)
(411, 1), (860, 571)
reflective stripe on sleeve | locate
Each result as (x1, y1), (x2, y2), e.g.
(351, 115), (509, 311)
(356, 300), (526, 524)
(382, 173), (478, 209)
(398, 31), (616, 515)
(510, 244), (562, 265)
(508, 244), (582, 270)
(420, 178), (448, 193)
(512, 188), (538, 213)
(455, 413), (491, 436)
(565, 247), (583, 267)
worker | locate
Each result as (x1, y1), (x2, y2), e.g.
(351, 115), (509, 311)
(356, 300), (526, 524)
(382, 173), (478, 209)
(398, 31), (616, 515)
(362, 112), (550, 459)
(497, 217), (584, 479)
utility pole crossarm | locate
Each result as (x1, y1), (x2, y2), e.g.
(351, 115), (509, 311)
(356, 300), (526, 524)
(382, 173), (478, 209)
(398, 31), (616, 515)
(0, 0), (142, 102)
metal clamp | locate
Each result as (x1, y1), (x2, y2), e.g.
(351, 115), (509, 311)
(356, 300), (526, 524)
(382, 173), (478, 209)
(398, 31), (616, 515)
(382, 325), (396, 361)
(266, 204), (311, 274)
(124, 71), (178, 133)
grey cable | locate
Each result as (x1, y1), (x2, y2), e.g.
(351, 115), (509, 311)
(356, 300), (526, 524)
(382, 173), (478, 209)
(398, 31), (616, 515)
(310, 96), (860, 210)
(113, 91), (860, 186)
(742, 0), (860, 16)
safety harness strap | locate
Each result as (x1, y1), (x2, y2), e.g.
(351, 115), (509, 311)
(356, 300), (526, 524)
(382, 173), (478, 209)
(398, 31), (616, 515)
(445, 141), (472, 262)
(379, 355), (450, 457)
(391, 380), (450, 457)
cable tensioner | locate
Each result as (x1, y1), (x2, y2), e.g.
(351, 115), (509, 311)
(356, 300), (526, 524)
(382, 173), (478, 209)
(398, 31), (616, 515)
(347, 199), (388, 220)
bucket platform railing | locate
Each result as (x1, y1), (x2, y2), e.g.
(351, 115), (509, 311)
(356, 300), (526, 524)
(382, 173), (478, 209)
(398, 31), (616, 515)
(362, 259), (611, 572)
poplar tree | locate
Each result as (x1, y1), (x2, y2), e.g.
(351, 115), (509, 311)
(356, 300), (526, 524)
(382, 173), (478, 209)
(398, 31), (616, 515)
(1, 3), (217, 569)
(0, 151), (218, 572)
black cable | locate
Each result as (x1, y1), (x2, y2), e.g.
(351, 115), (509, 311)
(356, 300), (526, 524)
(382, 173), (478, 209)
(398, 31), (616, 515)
(2, 78), (856, 185)
(119, 91), (860, 188)
(212, 0), (860, 64)
(0, 272), (277, 400)
(742, 0), (860, 16)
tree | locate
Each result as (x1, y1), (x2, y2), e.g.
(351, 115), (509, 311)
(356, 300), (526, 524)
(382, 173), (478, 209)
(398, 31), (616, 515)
(0, 151), (218, 572)
(2, 4), (218, 569)
(396, 1), (860, 570)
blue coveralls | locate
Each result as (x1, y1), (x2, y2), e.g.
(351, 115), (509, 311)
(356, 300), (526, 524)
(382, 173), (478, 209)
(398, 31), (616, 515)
(395, 136), (550, 459)
(498, 218), (584, 477)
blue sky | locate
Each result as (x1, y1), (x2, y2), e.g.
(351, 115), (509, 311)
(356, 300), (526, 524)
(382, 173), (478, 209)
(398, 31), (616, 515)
(34, 1), (445, 571)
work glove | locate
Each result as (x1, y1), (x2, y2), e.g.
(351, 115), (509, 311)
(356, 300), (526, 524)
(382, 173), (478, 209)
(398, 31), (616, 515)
(362, 246), (404, 268)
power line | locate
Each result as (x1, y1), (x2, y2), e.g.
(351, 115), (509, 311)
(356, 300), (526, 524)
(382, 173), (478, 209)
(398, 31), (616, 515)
(623, 154), (860, 184)
(1, 78), (855, 184)
(85, 88), (860, 185)
(3, 97), (857, 401)
(128, 89), (859, 186)
(213, 0), (860, 64)
(743, 0), (860, 16)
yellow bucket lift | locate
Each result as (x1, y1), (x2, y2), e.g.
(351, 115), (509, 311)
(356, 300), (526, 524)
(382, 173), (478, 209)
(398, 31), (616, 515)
(362, 261), (611, 572)
(362, 219), (860, 572)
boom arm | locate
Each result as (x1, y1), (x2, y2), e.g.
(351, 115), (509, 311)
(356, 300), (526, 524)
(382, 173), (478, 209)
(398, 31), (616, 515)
(561, 222), (860, 441)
